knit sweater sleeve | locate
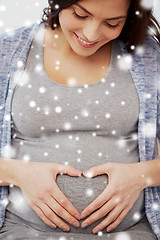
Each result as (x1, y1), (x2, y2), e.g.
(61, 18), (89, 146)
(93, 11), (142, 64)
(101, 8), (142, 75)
(0, 31), (12, 229)
(154, 41), (160, 157)
(0, 23), (40, 229)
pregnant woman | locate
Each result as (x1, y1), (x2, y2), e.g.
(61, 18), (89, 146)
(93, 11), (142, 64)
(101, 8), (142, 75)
(0, 0), (160, 239)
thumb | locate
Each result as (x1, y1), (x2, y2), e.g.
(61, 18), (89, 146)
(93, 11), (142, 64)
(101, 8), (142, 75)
(58, 164), (82, 177)
(83, 163), (110, 178)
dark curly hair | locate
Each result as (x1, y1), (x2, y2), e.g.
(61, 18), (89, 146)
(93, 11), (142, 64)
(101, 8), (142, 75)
(41, 0), (160, 52)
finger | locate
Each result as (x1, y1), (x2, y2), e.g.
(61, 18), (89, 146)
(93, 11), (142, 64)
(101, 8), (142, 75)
(36, 203), (70, 232)
(31, 204), (57, 229)
(53, 183), (81, 219)
(101, 204), (124, 228)
(92, 204), (124, 233)
(81, 197), (116, 228)
(83, 163), (111, 178)
(46, 196), (80, 228)
(57, 164), (82, 177)
(92, 205), (125, 235)
(80, 186), (113, 219)
(106, 207), (131, 232)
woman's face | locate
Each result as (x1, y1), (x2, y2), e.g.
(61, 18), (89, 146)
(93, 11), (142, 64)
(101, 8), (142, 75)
(58, 0), (130, 57)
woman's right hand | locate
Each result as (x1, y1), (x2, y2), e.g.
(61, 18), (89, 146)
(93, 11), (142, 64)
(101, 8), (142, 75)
(15, 161), (82, 231)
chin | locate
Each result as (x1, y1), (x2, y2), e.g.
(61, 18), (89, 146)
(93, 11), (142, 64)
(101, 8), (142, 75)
(76, 50), (94, 56)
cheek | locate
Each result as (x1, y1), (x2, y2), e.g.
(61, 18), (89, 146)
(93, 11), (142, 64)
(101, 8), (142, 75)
(59, 11), (80, 32)
(104, 25), (124, 41)
(104, 30), (120, 41)
(59, 11), (70, 29)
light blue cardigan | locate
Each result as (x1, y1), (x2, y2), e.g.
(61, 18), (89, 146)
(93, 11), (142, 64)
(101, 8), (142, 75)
(0, 22), (160, 239)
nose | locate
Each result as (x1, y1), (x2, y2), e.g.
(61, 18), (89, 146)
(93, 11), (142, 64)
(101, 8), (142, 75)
(83, 21), (101, 42)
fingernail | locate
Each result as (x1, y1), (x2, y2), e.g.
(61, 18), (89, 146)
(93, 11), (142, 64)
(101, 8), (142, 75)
(83, 171), (93, 178)
(76, 170), (82, 175)
(51, 223), (57, 228)
(107, 227), (112, 232)
(93, 228), (99, 234)
(73, 221), (80, 228)
(63, 225), (70, 232)
(81, 222), (88, 228)
(80, 213), (86, 219)
(75, 214), (81, 220)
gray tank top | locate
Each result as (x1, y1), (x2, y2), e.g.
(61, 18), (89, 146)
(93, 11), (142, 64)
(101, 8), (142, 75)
(8, 23), (145, 234)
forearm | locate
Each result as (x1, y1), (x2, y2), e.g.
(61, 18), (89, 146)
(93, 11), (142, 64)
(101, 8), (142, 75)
(0, 157), (28, 186)
(135, 158), (160, 189)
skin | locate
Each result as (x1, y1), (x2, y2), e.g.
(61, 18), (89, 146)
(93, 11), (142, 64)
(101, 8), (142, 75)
(80, 162), (145, 234)
(57, 0), (131, 59)
(44, 0), (131, 87)
(48, 0), (140, 234)
(7, 0), (137, 234)
(2, 0), (160, 235)
(5, 160), (83, 231)
(55, 0), (141, 234)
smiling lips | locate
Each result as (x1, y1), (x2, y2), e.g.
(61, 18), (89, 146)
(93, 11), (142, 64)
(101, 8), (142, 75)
(74, 33), (99, 48)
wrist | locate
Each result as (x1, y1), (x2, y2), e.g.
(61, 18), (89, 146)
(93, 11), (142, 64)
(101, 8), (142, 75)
(11, 160), (32, 187)
(0, 158), (31, 187)
(134, 159), (160, 189)
(133, 162), (148, 190)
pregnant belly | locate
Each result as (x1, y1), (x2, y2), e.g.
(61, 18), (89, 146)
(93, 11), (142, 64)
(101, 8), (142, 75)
(8, 173), (145, 234)
(56, 174), (145, 234)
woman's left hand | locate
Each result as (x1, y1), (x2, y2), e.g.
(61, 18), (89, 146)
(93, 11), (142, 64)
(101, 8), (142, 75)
(80, 162), (145, 234)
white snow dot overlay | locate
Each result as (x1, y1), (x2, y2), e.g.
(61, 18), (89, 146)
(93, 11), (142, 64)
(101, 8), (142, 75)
(0, 20), (4, 27)
(0, 5), (6, 12)
(115, 232), (131, 240)
(140, 0), (155, 10)
(29, 101), (36, 108)
(105, 113), (111, 118)
(55, 106), (62, 113)
(133, 212), (141, 221)
(98, 231), (103, 236)
(86, 188), (94, 196)
(39, 87), (46, 93)
(59, 237), (67, 240)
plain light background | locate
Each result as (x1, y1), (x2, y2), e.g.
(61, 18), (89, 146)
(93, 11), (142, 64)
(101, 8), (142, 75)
(0, 0), (160, 34)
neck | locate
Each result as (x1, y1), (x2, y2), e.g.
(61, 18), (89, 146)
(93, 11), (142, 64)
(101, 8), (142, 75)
(45, 25), (111, 62)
